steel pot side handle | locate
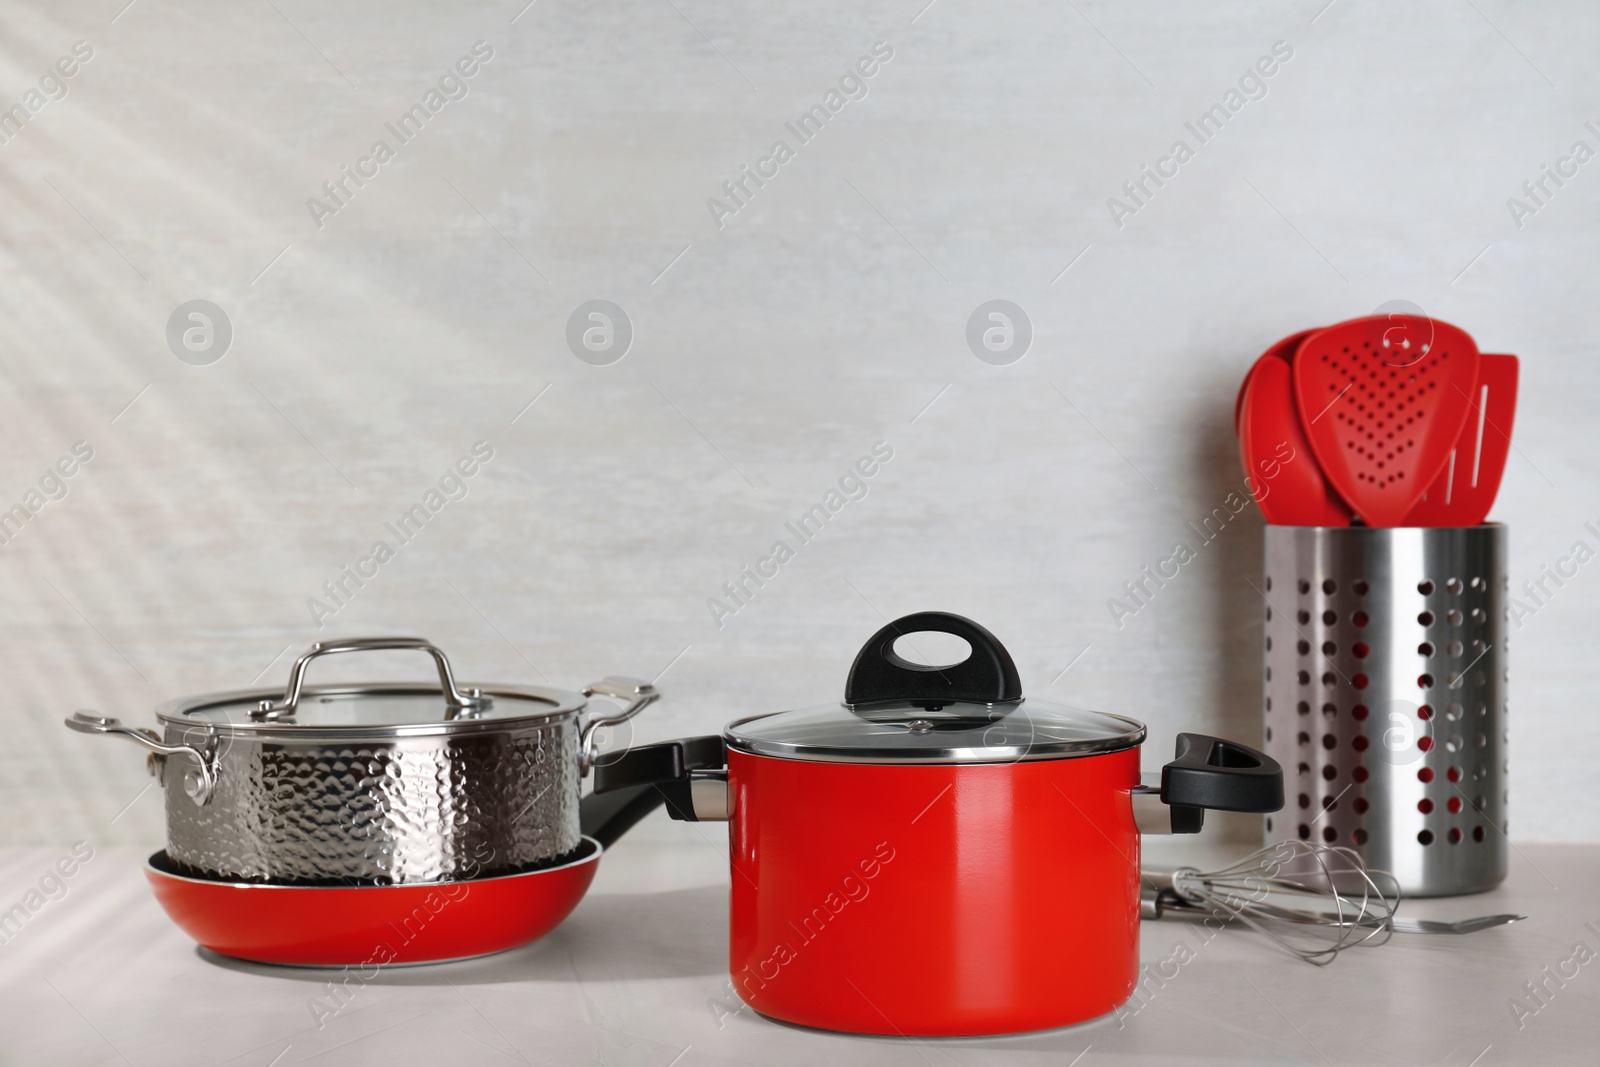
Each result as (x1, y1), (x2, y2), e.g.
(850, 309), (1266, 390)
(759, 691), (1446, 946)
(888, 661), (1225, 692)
(1133, 733), (1285, 835)
(251, 636), (492, 722)
(577, 677), (661, 775)
(591, 735), (728, 820)
(844, 611), (1022, 708)
(64, 711), (217, 806)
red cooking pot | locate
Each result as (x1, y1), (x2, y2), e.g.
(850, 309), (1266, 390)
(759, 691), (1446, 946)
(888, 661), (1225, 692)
(595, 612), (1283, 1036)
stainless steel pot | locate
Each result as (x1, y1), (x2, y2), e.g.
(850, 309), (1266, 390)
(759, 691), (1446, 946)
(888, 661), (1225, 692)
(65, 637), (658, 886)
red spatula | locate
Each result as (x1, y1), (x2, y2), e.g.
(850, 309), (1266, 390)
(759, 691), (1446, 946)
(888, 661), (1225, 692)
(1292, 316), (1481, 527)
(1235, 329), (1316, 437)
(1403, 354), (1519, 526)
(1239, 354), (1353, 526)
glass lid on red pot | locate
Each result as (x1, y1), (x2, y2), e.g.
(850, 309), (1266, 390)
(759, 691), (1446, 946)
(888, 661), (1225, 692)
(156, 638), (586, 734)
(724, 613), (1145, 764)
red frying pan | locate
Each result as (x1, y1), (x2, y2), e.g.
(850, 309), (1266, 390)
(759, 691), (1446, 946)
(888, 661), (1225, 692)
(143, 786), (663, 965)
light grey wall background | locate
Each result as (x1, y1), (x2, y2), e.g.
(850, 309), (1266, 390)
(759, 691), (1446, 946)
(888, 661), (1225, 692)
(2, 0), (1595, 848)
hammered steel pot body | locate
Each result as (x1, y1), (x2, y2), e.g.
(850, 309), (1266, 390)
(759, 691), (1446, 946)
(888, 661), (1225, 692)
(1262, 525), (1508, 896)
(726, 747), (1143, 1036)
(157, 688), (580, 885)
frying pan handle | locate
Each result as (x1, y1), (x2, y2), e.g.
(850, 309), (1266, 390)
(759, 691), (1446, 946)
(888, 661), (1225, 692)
(580, 785), (665, 849)
(1150, 733), (1284, 834)
(592, 736), (728, 822)
(843, 612), (1022, 708)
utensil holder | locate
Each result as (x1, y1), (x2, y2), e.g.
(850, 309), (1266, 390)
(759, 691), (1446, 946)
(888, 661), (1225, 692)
(1261, 525), (1508, 896)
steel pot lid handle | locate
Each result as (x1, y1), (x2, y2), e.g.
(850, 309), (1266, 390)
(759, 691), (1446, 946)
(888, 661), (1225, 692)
(63, 711), (218, 806)
(844, 611), (1022, 709)
(250, 637), (492, 722)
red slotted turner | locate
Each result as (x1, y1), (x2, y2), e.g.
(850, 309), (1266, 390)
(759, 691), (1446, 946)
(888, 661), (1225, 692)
(1403, 354), (1519, 526)
(1292, 316), (1482, 527)
(1239, 354), (1353, 526)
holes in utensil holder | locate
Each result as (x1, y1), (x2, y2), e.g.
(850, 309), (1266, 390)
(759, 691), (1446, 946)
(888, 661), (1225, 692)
(1274, 558), (1502, 859)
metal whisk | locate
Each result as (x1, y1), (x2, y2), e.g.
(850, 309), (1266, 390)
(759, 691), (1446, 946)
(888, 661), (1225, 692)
(1141, 840), (1399, 965)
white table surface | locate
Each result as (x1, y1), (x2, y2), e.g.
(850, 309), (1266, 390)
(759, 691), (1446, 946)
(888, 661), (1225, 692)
(1, 832), (1595, 1066)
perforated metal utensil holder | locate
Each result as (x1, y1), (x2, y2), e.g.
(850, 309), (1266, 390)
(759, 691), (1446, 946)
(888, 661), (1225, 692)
(1262, 525), (1508, 897)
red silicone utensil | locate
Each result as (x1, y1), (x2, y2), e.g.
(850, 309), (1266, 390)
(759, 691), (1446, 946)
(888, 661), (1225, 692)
(1403, 354), (1519, 527)
(1235, 329), (1316, 436)
(1292, 316), (1481, 527)
(1239, 354), (1353, 526)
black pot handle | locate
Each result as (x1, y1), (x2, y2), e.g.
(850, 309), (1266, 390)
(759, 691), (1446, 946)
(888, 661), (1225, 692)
(590, 736), (727, 824)
(844, 611), (1022, 708)
(1159, 733), (1284, 833)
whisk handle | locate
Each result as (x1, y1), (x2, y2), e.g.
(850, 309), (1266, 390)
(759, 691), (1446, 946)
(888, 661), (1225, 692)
(1161, 733), (1284, 821)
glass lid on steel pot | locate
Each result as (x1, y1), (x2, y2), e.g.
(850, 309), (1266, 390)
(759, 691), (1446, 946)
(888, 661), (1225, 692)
(156, 638), (591, 734)
(725, 613), (1145, 764)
